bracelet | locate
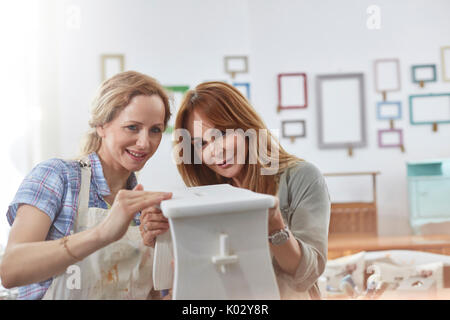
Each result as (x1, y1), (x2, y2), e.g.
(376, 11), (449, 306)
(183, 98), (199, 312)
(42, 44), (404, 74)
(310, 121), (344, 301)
(61, 236), (81, 262)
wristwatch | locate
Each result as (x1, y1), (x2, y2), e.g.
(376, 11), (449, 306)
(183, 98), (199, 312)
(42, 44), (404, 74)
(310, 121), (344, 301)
(268, 226), (290, 245)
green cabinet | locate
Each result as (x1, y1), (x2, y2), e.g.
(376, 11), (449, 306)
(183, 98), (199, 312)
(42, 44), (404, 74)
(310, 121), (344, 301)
(407, 159), (450, 234)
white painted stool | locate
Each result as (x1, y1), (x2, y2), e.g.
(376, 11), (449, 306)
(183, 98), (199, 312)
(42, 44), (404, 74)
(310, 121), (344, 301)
(153, 184), (280, 300)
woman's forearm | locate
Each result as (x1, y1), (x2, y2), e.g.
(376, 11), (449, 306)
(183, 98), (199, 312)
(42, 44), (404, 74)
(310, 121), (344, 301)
(268, 212), (302, 275)
(0, 226), (104, 289)
(270, 232), (302, 275)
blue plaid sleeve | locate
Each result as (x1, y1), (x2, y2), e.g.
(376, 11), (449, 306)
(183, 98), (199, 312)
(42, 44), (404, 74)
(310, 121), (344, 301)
(7, 159), (67, 226)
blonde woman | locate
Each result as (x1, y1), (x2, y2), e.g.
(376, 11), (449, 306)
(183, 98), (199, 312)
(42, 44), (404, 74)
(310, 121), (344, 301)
(0, 71), (172, 299)
(140, 81), (331, 299)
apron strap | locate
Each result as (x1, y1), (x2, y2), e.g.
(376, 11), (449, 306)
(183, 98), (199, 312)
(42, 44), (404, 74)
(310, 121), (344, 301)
(77, 157), (92, 218)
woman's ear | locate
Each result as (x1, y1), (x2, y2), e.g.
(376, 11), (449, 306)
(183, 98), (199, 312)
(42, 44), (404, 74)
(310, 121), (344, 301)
(96, 125), (105, 138)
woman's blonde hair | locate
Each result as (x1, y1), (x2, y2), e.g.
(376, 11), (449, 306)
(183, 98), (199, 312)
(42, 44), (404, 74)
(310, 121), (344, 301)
(174, 81), (301, 195)
(80, 70), (171, 156)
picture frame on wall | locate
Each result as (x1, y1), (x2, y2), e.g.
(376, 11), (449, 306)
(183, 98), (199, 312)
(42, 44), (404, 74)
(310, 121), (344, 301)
(376, 101), (402, 120)
(411, 64), (437, 87)
(281, 119), (306, 143)
(378, 128), (404, 152)
(277, 73), (308, 112)
(374, 58), (401, 101)
(409, 93), (450, 132)
(316, 73), (367, 157)
(232, 82), (251, 101)
(376, 101), (402, 129)
(441, 46), (450, 82)
(224, 56), (248, 79)
(101, 54), (125, 82)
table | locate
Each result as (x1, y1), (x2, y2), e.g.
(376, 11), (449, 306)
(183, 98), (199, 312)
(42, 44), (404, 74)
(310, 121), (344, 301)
(327, 233), (450, 293)
(328, 233), (450, 260)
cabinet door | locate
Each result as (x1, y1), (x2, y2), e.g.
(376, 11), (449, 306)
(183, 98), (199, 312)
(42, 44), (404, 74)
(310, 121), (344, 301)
(415, 177), (450, 219)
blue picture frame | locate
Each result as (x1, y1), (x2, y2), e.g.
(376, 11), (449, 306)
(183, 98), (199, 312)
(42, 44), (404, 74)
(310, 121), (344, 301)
(232, 82), (251, 101)
(409, 93), (450, 125)
(376, 101), (402, 120)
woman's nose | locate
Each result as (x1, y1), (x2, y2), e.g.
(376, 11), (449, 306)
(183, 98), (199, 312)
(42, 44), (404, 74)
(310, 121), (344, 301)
(203, 141), (224, 164)
(136, 131), (151, 149)
(213, 140), (226, 162)
(202, 143), (215, 164)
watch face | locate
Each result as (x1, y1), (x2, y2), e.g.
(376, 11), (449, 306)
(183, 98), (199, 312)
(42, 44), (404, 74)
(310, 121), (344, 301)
(272, 230), (289, 245)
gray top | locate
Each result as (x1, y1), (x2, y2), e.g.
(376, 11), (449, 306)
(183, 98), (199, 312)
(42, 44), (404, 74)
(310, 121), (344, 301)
(273, 161), (331, 299)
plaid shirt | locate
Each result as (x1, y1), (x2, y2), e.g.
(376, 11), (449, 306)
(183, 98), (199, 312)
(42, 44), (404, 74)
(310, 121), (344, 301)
(6, 152), (139, 300)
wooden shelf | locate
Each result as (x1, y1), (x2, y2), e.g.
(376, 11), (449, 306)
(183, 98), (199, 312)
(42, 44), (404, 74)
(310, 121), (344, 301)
(325, 171), (380, 237)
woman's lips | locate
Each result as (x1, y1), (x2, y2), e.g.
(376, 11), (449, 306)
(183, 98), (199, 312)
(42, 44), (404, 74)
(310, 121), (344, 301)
(217, 157), (234, 168)
(126, 149), (148, 162)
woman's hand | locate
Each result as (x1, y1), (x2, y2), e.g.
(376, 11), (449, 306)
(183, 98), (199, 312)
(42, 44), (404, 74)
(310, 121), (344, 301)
(268, 196), (280, 219)
(139, 205), (170, 247)
(97, 184), (172, 245)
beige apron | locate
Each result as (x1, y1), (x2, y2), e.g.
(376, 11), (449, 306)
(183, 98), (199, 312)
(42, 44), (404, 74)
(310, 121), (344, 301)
(42, 158), (154, 299)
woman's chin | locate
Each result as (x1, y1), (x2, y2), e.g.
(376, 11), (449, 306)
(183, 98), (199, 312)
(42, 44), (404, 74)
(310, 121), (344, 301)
(214, 165), (242, 179)
(122, 158), (149, 172)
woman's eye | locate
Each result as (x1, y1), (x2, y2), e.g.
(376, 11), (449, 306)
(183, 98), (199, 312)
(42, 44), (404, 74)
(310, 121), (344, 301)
(126, 125), (138, 131)
(194, 140), (206, 149)
(151, 127), (162, 133)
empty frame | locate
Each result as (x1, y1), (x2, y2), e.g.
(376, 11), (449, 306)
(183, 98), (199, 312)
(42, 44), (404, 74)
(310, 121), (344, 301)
(441, 46), (450, 82)
(376, 101), (402, 120)
(277, 73), (308, 111)
(374, 58), (401, 100)
(411, 64), (436, 87)
(317, 73), (367, 155)
(409, 93), (450, 131)
(101, 54), (125, 82)
(232, 82), (251, 100)
(224, 56), (248, 78)
(378, 129), (404, 151)
(164, 85), (190, 133)
(281, 120), (306, 142)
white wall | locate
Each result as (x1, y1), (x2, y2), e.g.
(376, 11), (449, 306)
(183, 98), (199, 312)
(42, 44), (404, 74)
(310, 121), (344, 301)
(246, 0), (450, 235)
(50, 0), (450, 236)
(0, 0), (43, 247)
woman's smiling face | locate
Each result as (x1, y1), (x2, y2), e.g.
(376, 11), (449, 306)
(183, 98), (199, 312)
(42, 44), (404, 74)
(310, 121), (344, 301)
(97, 94), (166, 173)
(186, 108), (248, 184)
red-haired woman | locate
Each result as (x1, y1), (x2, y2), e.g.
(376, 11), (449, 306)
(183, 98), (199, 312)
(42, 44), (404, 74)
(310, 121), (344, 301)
(141, 81), (330, 299)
